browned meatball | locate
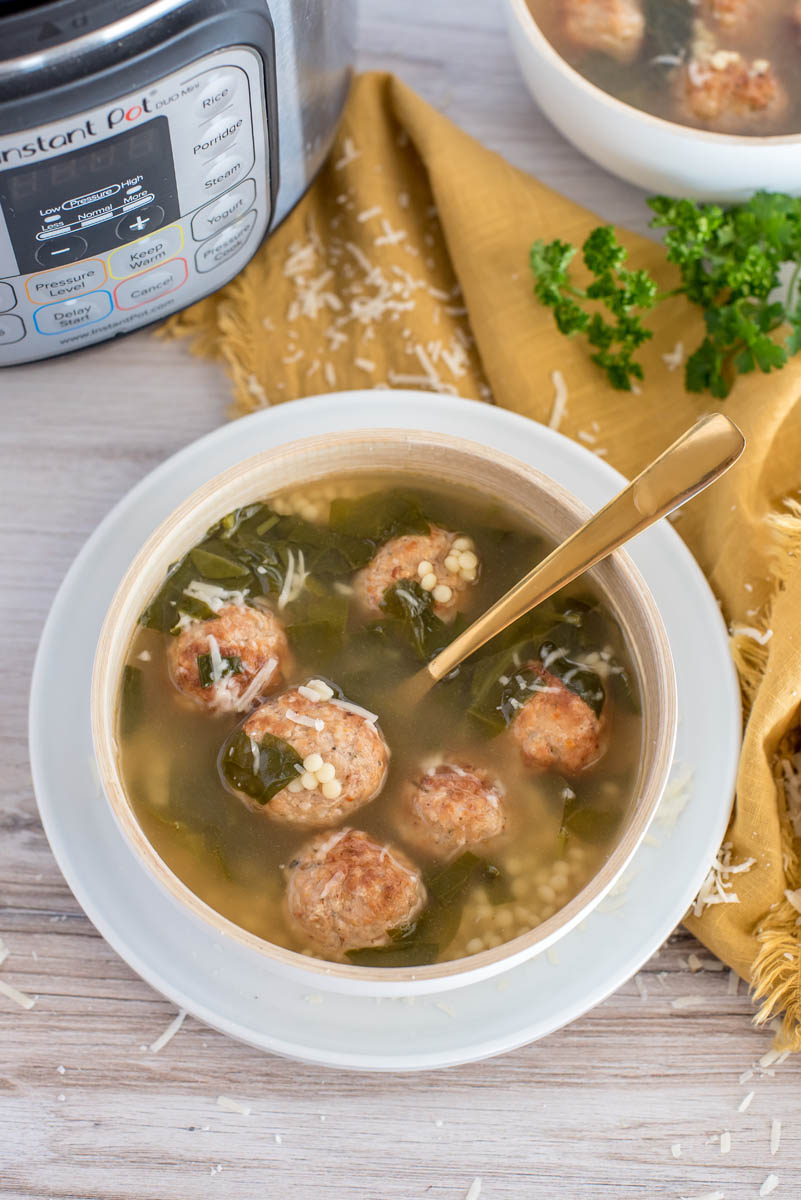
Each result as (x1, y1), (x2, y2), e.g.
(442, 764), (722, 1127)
(674, 52), (787, 132)
(510, 663), (606, 775)
(242, 688), (389, 826)
(285, 828), (427, 959)
(352, 526), (479, 621)
(562, 0), (645, 64)
(168, 604), (291, 713)
(397, 762), (507, 862)
(703, 0), (753, 34)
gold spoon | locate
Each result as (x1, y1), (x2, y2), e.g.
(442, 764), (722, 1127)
(405, 412), (745, 703)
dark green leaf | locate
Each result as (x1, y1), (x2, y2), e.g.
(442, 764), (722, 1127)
(189, 547), (251, 580)
(196, 652), (241, 689)
(120, 665), (144, 738)
(346, 942), (440, 967)
(219, 730), (303, 805)
(380, 578), (455, 662)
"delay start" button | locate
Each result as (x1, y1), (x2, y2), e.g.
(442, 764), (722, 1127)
(113, 257), (188, 310)
(33, 290), (112, 334)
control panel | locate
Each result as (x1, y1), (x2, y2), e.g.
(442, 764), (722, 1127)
(0, 46), (271, 365)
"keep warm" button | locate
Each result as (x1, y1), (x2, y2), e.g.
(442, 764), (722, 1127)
(113, 257), (188, 309)
(109, 225), (183, 279)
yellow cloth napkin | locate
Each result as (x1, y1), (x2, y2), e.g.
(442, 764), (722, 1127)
(164, 72), (801, 1046)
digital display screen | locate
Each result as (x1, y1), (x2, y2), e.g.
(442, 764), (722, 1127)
(0, 117), (179, 273)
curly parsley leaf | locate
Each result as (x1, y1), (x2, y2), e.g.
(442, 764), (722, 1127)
(530, 191), (801, 399)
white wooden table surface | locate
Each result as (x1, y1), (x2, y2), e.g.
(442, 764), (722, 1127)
(2, 2), (799, 1197)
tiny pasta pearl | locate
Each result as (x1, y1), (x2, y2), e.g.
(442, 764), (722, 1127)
(452, 536), (473, 551)
(417, 560), (434, 577)
(307, 678), (334, 700)
(301, 772), (318, 790)
(458, 550), (478, 570)
(303, 753), (324, 773)
(432, 584), (453, 603)
(287, 779), (304, 793)
(316, 762), (336, 782)
(537, 883), (556, 903)
(420, 572), (437, 591)
(443, 555), (459, 573)
(460, 567), (477, 582)
(322, 779), (342, 800)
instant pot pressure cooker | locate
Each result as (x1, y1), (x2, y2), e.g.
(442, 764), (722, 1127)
(0, 0), (354, 365)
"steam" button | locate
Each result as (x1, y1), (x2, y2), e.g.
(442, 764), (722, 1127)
(33, 290), (112, 334)
(191, 178), (256, 242)
(114, 257), (188, 309)
(195, 210), (258, 273)
(202, 152), (249, 198)
(109, 225), (183, 279)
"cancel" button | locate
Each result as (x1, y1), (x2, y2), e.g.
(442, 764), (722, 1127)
(114, 257), (188, 309)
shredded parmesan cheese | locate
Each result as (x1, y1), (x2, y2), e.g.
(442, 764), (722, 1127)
(738, 1090), (755, 1112)
(465, 1181), (482, 1200)
(720, 1130), (731, 1155)
(692, 842), (756, 917)
(216, 1095), (251, 1116)
(770, 1118), (782, 1156)
(235, 658), (277, 711)
(0, 938), (8, 969)
(731, 624), (773, 646)
(330, 698), (379, 724)
(662, 341), (685, 371)
(285, 708), (325, 732)
(760, 1175), (779, 1197)
(0, 978), (35, 1010)
(149, 1009), (186, 1053)
(549, 370), (568, 430)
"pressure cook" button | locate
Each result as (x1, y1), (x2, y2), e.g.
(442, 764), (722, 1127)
(0, 313), (24, 344)
(195, 209), (257, 273)
(33, 290), (112, 334)
(113, 257), (188, 309)
(192, 114), (245, 161)
(109, 225), (183, 279)
(191, 178), (256, 243)
(202, 152), (249, 198)
(194, 69), (243, 121)
(26, 259), (106, 304)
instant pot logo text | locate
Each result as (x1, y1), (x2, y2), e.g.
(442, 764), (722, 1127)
(1, 97), (162, 163)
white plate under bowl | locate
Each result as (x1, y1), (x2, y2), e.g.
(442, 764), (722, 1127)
(29, 392), (741, 1072)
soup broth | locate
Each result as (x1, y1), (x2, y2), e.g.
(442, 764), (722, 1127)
(527, 0), (801, 136)
(118, 476), (643, 968)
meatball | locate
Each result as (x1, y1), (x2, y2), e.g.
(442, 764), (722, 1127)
(168, 604), (290, 713)
(674, 52), (787, 132)
(397, 762), (507, 862)
(353, 526), (479, 621)
(702, 0), (753, 34)
(285, 828), (427, 959)
(510, 663), (606, 774)
(241, 687), (389, 826)
(562, 0), (645, 64)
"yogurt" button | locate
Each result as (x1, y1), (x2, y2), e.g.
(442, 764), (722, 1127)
(33, 290), (112, 334)
(114, 257), (188, 309)
(191, 178), (256, 242)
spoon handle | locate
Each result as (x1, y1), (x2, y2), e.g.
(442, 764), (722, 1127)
(425, 412), (745, 684)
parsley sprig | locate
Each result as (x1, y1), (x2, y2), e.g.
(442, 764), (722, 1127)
(530, 191), (801, 399)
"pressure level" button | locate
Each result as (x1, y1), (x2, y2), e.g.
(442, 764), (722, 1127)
(191, 178), (256, 242)
(195, 210), (257, 273)
(26, 259), (106, 304)
(33, 290), (112, 334)
(109, 225), (183, 279)
(114, 257), (188, 309)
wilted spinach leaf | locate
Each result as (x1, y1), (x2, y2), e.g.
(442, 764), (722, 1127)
(196, 652), (241, 689)
(379, 579), (456, 662)
(220, 729), (303, 805)
(120, 665), (144, 737)
(329, 489), (429, 545)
